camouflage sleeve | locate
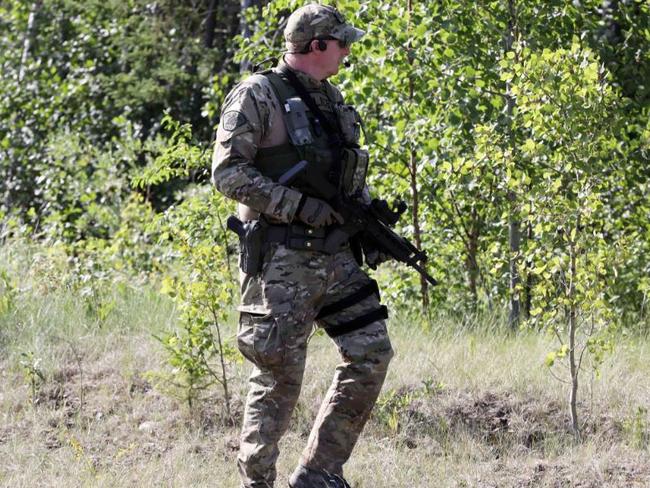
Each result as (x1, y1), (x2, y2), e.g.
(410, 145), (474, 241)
(211, 77), (302, 222)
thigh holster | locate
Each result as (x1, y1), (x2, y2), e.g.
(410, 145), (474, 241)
(316, 280), (388, 338)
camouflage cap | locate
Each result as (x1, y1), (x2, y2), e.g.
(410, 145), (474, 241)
(284, 4), (365, 51)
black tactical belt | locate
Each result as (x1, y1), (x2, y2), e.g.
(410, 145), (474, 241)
(265, 223), (347, 253)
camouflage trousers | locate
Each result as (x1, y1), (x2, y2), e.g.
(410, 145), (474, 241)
(236, 243), (394, 488)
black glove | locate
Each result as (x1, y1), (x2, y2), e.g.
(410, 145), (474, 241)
(364, 248), (390, 269)
(361, 236), (390, 269)
(296, 196), (344, 228)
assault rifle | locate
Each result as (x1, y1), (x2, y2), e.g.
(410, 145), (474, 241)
(327, 197), (438, 286)
(281, 160), (438, 287)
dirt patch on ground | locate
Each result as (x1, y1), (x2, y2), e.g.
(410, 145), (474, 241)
(368, 386), (650, 486)
(442, 389), (568, 448)
(501, 454), (650, 488)
(374, 386), (626, 453)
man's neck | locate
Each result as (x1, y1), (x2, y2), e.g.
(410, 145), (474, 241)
(284, 54), (324, 82)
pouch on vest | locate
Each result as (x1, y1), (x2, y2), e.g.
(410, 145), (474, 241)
(284, 97), (313, 146)
(335, 104), (362, 146)
(341, 147), (369, 197)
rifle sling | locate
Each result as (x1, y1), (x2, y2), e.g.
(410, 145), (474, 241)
(277, 66), (344, 194)
(277, 65), (342, 145)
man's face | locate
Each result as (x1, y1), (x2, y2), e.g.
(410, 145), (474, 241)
(318, 39), (350, 78)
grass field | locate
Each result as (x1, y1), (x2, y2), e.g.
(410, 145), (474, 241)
(1, 245), (649, 487)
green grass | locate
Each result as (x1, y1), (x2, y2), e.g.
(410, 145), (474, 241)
(1, 243), (649, 487)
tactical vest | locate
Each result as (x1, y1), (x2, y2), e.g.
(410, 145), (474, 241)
(253, 69), (368, 202)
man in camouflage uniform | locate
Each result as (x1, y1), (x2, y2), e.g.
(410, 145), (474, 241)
(212, 4), (393, 487)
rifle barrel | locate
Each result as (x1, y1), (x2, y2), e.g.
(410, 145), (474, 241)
(408, 260), (438, 286)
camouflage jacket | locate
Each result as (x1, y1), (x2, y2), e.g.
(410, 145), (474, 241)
(211, 60), (367, 222)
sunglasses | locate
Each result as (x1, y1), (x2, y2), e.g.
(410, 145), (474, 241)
(318, 36), (352, 49)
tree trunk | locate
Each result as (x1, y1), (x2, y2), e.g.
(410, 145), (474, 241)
(204, 0), (219, 48)
(5, 0), (43, 213)
(239, 0), (252, 72)
(523, 220), (533, 318)
(410, 151), (429, 307)
(508, 204), (521, 327)
(19, 0), (43, 82)
(467, 207), (479, 310)
(568, 217), (580, 440)
(406, 0), (428, 308)
(506, 0), (520, 329)
(214, 319), (232, 423)
(600, 0), (622, 45)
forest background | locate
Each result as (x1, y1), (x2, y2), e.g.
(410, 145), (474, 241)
(1, 0), (649, 486)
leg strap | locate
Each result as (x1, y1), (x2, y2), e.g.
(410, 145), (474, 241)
(316, 280), (380, 320)
(323, 305), (388, 338)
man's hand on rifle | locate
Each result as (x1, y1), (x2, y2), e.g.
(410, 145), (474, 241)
(296, 195), (344, 228)
(365, 249), (390, 269)
(362, 238), (390, 270)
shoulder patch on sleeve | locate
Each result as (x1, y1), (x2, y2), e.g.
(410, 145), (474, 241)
(221, 111), (248, 132)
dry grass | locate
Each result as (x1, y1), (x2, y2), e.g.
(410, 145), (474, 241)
(1, 245), (649, 487)
(1, 320), (649, 487)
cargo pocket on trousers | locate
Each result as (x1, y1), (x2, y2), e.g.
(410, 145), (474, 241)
(237, 312), (285, 368)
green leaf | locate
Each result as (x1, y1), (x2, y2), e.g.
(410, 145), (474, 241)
(160, 277), (176, 296)
(545, 352), (556, 367)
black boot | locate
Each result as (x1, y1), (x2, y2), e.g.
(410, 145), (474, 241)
(288, 465), (352, 488)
